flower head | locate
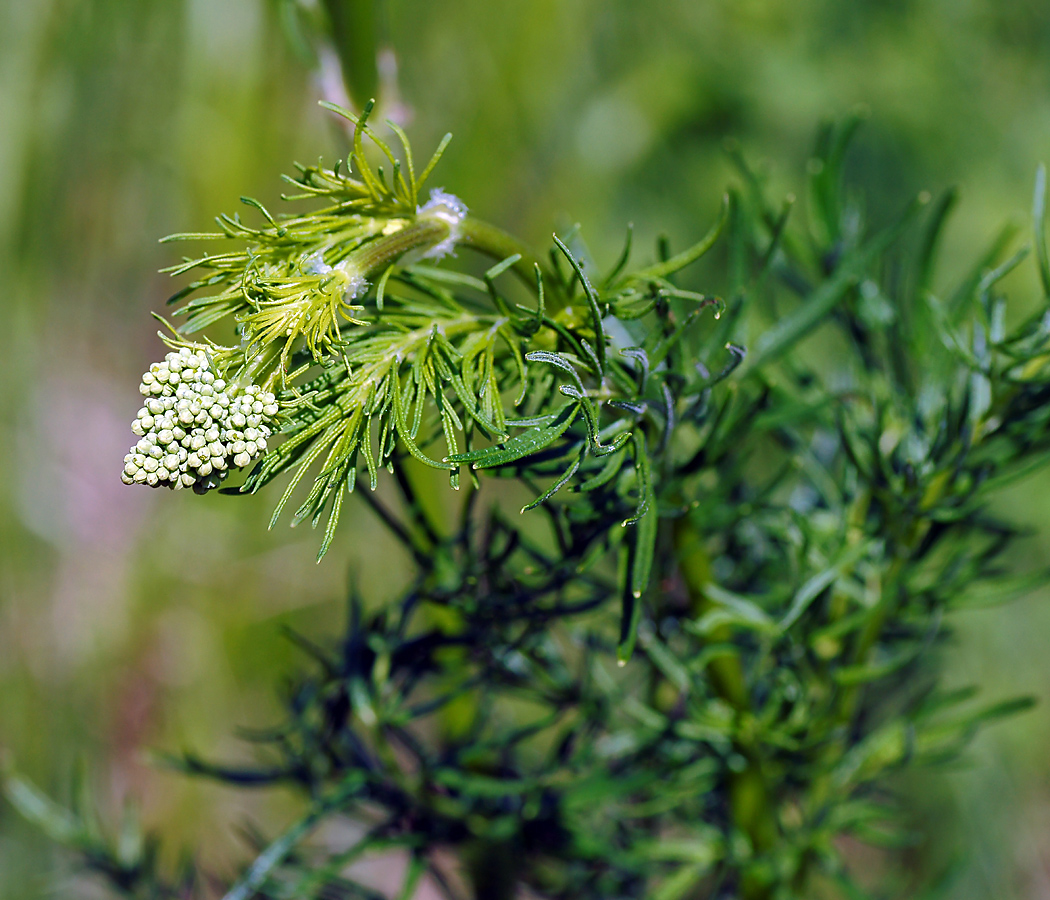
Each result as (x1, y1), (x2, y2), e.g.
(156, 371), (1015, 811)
(122, 348), (279, 493)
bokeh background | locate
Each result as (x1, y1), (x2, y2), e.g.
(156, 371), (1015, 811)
(2, 0), (1050, 896)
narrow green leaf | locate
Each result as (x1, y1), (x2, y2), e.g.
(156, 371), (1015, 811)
(976, 246), (1029, 300)
(953, 567), (1050, 609)
(525, 350), (586, 393)
(780, 539), (874, 631)
(2, 774), (79, 844)
(375, 264), (395, 311)
(622, 432), (653, 527)
(553, 233), (607, 372)
(750, 197), (924, 370)
(686, 583), (778, 635)
(417, 133), (454, 192)
(632, 195), (729, 282)
(395, 854), (426, 900)
(604, 222), (634, 286)
(239, 196), (285, 235)
(578, 444), (628, 491)
(630, 488), (658, 601)
(485, 253), (523, 282)
(521, 452), (582, 512)
(387, 119), (417, 203)
(915, 188), (958, 298)
(1035, 164), (1050, 298)
(948, 221), (1020, 313)
(618, 541), (643, 664)
(221, 774), (365, 900)
(446, 403), (579, 468)
(651, 863), (713, 900)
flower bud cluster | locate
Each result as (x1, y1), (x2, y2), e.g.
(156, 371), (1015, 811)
(122, 348), (279, 493)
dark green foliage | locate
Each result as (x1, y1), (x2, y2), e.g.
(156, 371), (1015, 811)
(7, 118), (1050, 900)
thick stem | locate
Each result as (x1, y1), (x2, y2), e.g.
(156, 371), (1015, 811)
(798, 476), (950, 888)
(458, 217), (565, 306)
(673, 518), (777, 900)
(322, 0), (379, 109)
(351, 214), (561, 310)
(353, 215), (451, 275)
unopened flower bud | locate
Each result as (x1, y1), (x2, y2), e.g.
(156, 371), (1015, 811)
(123, 348), (280, 492)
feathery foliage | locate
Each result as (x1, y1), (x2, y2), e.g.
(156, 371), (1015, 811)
(7, 106), (1050, 900)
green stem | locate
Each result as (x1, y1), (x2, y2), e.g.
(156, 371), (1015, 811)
(354, 216), (451, 275)
(458, 217), (564, 305)
(322, 0), (379, 109)
(800, 480), (948, 888)
(351, 214), (560, 310)
(673, 518), (777, 900)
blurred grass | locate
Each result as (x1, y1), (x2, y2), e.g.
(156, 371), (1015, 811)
(2, 1), (1050, 897)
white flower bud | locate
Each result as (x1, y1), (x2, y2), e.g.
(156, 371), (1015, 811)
(125, 348), (279, 491)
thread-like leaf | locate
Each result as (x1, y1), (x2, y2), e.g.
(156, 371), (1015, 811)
(446, 403), (580, 468)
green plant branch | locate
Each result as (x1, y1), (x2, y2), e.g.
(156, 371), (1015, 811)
(673, 516), (777, 900)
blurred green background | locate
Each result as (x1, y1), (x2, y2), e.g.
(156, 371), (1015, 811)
(2, 0), (1050, 896)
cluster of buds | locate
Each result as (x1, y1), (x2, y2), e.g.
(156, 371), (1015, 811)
(122, 348), (279, 493)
